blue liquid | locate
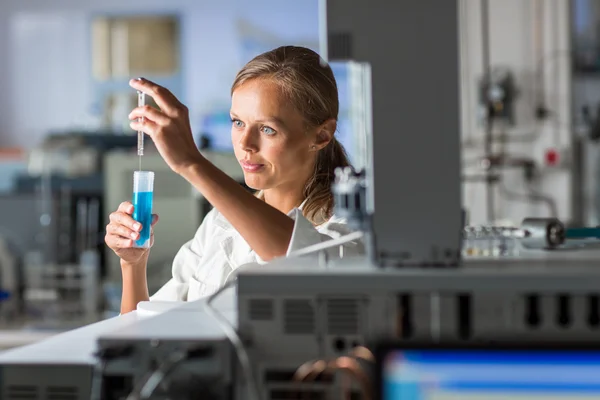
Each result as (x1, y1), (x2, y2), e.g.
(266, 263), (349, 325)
(132, 191), (153, 247)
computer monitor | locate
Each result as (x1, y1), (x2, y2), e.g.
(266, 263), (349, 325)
(376, 342), (600, 400)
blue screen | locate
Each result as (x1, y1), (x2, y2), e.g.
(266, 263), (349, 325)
(384, 349), (600, 399)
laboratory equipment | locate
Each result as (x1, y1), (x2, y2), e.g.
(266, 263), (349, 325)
(132, 171), (154, 249)
(235, 252), (600, 398)
(1, 1), (598, 399)
(137, 90), (145, 159)
(0, 296), (235, 400)
(96, 294), (236, 399)
(0, 311), (141, 399)
(0, 190), (103, 324)
(478, 66), (519, 125)
(26, 135), (99, 178)
(461, 217), (600, 256)
(0, 150), (26, 193)
(333, 0), (462, 268)
(377, 342), (600, 400)
(0, 237), (17, 319)
(103, 150), (243, 285)
(80, 197), (101, 321)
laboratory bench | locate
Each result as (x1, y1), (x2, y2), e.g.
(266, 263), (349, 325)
(0, 315), (107, 351)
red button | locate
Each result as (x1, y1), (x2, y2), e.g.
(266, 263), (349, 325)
(545, 149), (559, 166)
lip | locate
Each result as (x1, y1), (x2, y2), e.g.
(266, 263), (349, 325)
(240, 160), (265, 172)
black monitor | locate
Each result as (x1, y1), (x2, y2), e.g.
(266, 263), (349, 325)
(375, 341), (600, 400)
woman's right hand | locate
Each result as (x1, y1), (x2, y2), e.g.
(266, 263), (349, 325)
(105, 201), (159, 265)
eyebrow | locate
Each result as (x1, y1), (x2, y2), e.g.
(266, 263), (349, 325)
(230, 111), (287, 129)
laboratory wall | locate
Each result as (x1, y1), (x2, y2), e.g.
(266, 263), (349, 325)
(460, 0), (574, 226)
(0, 0), (577, 226)
(0, 0), (319, 149)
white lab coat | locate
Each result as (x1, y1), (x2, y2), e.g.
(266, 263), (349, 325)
(150, 205), (363, 302)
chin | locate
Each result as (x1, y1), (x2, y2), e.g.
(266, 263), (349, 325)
(243, 175), (269, 191)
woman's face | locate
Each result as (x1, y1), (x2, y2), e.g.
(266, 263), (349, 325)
(230, 78), (317, 192)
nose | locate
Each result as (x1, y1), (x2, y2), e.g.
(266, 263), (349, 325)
(238, 128), (259, 153)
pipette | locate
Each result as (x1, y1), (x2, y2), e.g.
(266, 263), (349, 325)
(137, 90), (146, 169)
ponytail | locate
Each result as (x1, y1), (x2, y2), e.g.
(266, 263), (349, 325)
(302, 138), (351, 225)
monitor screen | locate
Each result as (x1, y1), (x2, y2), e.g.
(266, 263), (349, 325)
(382, 348), (600, 399)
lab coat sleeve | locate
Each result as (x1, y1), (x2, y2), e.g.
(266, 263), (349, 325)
(149, 209), (216, 301)
(285, 209), (364, 258)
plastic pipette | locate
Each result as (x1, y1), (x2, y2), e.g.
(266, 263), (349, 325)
(137, 90), (146, 169)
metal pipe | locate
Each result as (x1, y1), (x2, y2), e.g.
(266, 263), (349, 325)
(481, 0), (495, 223)
(534, 0), (545, 107)
(552, 0), (561, 146)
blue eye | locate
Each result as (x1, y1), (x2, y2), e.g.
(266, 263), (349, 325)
(262, 126), (276, 135)
(231, 119), (244, 128)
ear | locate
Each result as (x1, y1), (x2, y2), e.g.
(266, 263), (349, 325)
(311, 119), (336, 151)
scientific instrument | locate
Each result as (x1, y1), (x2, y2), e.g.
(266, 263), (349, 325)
(137, 90), (146, 169)
(132, 171), (154, 248)
(0, 1), (596, 399)
(102, 150), (243, 285)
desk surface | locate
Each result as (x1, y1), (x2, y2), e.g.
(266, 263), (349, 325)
(0, 330), (61, 350)
(0, 289), (236, 365)
(100, 288), (236, 341)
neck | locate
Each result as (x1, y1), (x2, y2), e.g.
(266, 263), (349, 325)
(263, 186), (305, 215)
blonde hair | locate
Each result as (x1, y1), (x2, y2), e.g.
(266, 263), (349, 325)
(231, 46), (351, 225)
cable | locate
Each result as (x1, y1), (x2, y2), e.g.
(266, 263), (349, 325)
(551, 0), (561, 147)
(138, 350), (188, 399)
(287, 231), (364, 259)
(202, 280), (262, 400)
(499, 180), (558, 218)
(127, 344), (224, 399)
(532, 0), (545, 108)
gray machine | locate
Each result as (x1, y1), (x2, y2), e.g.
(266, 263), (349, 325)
(236, 254), (600, 398)
(0, 1), (593, 399)
(322, 0), (463, 267)
(95, 293), (237, 400)
(234, 0), (600, 398)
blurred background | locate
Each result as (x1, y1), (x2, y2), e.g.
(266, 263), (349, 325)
(0, 0), (597, 346)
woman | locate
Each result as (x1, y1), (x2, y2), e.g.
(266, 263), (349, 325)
(105, 46), (363, 314)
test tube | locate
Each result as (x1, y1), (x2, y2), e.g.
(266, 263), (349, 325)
(132, 171), (154, 248)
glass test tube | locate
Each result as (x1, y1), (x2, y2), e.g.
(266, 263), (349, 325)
(132, 171), (154, 248)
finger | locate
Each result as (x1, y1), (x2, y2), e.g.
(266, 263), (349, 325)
(109, 211), (142, 232)
(107, 223), (139, 241)
(129, 105), (171, 126)
(151, 214), (159, 226)
(130, 119), (159, 137)
(118, 201), (134, 214)
(129, 78), (183, 117)
(105, 233), (134, 249)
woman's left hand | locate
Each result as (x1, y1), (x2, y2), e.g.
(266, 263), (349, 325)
(129, 78), (202, 174)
